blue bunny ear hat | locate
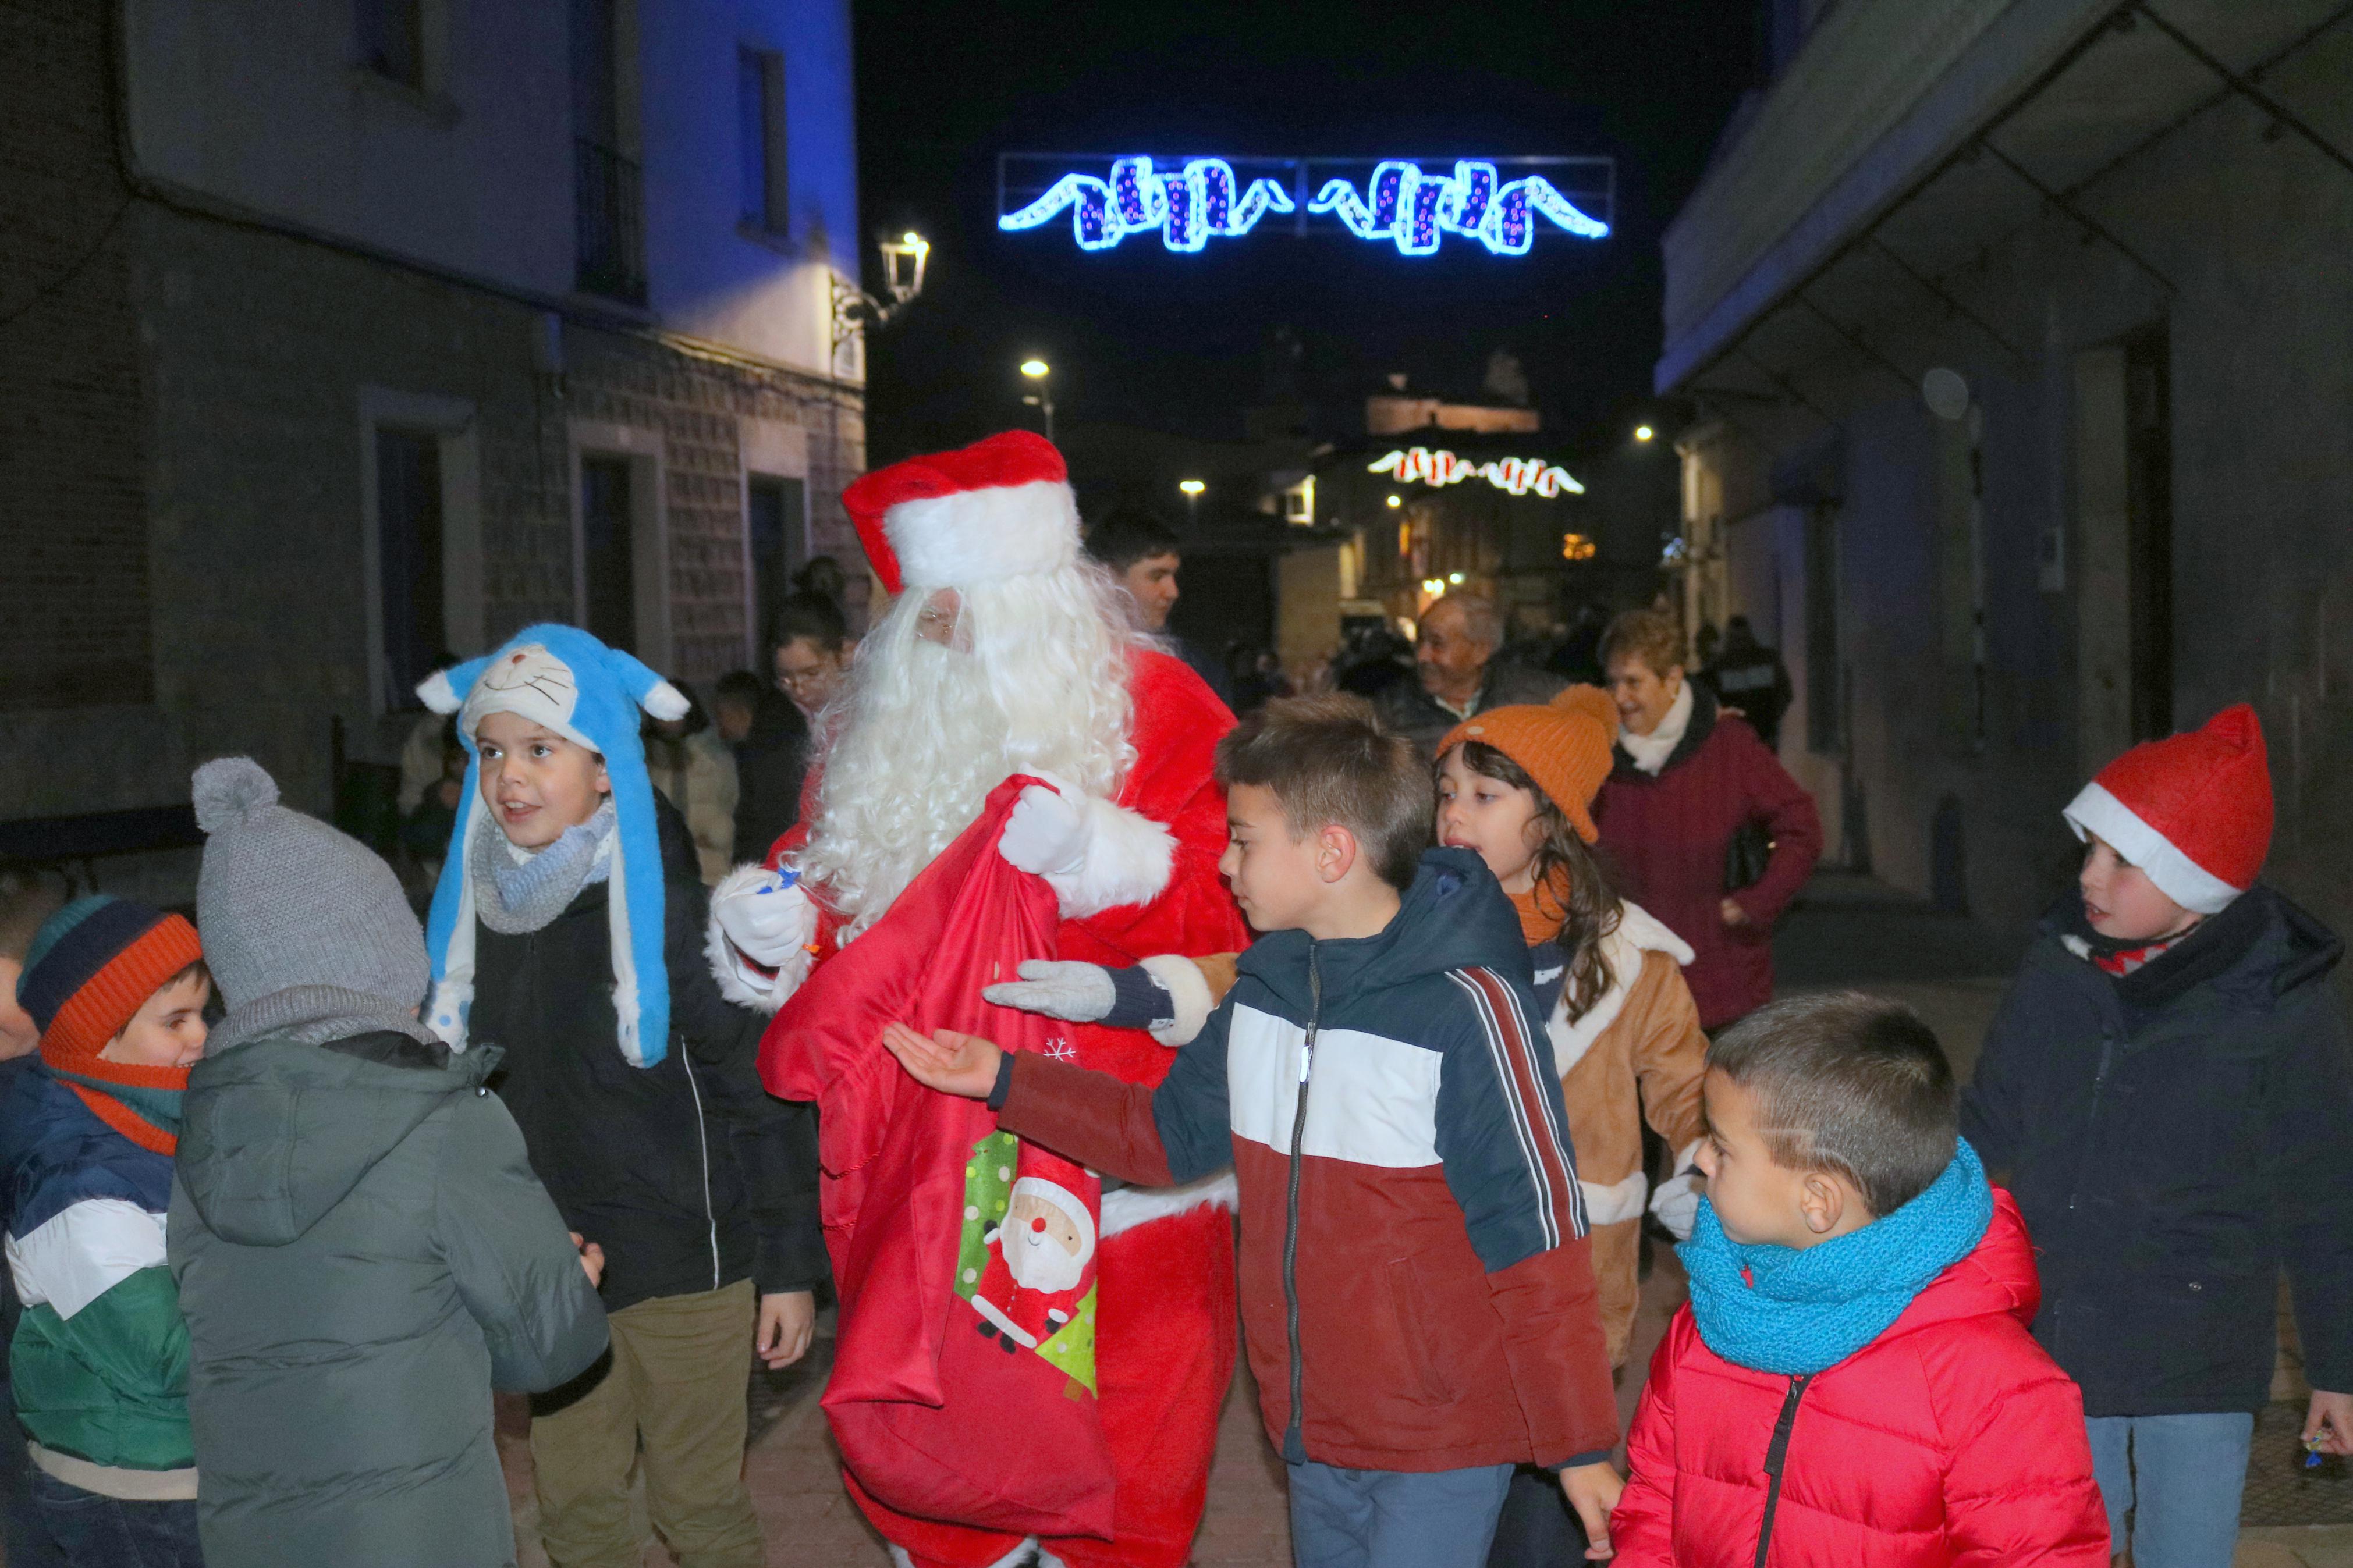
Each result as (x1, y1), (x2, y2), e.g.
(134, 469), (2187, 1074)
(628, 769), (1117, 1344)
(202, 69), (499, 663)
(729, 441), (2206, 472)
(418, 625), (691, 1067)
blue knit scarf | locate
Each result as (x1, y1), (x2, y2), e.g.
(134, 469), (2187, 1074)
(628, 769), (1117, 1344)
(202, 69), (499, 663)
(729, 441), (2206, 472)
(1678, 1139), (1994, 1375)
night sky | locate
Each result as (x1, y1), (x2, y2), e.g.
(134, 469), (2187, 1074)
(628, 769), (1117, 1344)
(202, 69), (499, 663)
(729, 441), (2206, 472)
(851, 1), (1762, 463)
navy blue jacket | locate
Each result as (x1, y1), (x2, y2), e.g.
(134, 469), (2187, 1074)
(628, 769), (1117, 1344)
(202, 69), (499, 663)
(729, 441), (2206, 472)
(1961, 886), (2353, 1416)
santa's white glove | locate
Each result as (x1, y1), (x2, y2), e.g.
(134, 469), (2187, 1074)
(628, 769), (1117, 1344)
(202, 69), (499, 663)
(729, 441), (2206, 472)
(707, 864), (818, 1013)
(983, 959), (1117, 1023)
(1648, 1140), (1706, 1242)
(999, 776), (1092, 881)
(996, 773), (1176, 920)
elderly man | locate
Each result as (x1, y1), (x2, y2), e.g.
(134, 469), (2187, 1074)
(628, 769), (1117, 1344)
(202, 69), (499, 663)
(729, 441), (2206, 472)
(1375, 592), (1564, 755)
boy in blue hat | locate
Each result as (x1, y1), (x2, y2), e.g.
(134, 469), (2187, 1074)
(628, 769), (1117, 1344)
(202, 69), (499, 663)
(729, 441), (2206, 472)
(420, 627), (821, 1568)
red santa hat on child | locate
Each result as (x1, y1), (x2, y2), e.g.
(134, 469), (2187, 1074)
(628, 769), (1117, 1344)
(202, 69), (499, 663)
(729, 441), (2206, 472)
(840, 429), (1080, 598)
(2061, 703), (2272, 914)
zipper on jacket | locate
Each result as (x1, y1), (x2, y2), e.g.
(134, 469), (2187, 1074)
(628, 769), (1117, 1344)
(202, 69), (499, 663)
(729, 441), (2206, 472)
(679, 1048), (721, 1290)
(1752, 1373), (1811, 1568)
(2068, 1033), (2119, 1217)
(1281, 942), (1323, 1464)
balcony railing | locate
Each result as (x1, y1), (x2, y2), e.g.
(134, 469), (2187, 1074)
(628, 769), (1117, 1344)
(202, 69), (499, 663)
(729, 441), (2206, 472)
(574, 137), (645, 305)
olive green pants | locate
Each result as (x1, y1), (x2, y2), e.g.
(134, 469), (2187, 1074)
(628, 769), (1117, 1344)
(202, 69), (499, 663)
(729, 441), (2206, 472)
(530, 1279), (762, 1568)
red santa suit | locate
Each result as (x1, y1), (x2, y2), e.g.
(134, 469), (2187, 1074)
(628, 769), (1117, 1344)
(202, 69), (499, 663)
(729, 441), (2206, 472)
(713, 432), (1248, 1568)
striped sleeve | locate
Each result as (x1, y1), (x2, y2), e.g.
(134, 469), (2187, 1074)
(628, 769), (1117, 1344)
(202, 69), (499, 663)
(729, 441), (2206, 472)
(1435, 967), (1587, 1272)
(7, 1197), (169, 1321)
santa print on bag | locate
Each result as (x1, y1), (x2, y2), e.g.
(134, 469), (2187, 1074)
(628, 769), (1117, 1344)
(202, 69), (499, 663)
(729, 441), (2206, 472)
(957, 1136), (1101, 1391)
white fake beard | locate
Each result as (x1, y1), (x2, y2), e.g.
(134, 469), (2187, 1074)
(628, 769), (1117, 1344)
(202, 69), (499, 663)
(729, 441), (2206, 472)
(798, 565), (1137, 938)
(1006, 1226), (1088, 1294)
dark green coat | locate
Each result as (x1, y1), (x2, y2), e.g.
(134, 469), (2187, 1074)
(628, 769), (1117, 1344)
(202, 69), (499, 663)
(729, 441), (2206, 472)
(169, 1031), (609, 1568)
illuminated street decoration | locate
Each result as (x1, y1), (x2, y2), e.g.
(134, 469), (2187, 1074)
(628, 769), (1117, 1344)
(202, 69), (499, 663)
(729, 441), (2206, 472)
(1371, 446), (1584, 498)
(998, 156), (1609, 255)
(1309, 161), (1608, 255)
(1561, 533), (1597, 561)
(998, 157), (1296, 252)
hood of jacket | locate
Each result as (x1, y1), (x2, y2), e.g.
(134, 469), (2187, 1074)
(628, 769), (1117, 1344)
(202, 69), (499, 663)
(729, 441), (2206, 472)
(1236, 847), (1531, 1014)
(178, 1033), (501, 1247)
(1876, 1188), (2040, 1343)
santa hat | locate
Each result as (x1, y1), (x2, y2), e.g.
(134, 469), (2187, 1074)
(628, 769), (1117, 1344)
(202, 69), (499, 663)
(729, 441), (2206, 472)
(2062, 703), (2272, 915)
(841, 430), (1080, 598)
(1008, 1175), (1096, 1260)
(417, 625), (691, 1066)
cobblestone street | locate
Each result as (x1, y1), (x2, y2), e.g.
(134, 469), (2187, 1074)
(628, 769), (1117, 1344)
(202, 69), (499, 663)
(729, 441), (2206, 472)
(495, 874), (2353, 1567)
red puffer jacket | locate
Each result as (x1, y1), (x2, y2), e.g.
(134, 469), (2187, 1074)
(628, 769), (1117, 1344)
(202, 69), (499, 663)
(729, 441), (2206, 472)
(1612, 1192), (2109, 1567)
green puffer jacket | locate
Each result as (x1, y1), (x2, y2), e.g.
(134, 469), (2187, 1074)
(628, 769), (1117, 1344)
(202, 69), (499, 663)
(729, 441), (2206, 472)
(169, 1031), (609, 1568)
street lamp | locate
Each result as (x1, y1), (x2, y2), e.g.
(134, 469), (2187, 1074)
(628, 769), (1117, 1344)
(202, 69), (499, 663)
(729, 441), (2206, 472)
(1020, 359), (1055, 442)
(1634, 424), (1655, 442)
(1385, 494), (1402, 509)
(1178, 478), (1205, 527)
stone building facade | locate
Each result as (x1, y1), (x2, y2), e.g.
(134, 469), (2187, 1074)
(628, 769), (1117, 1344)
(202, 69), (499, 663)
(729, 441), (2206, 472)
(1657, 0), (2353, 948)
(2, 0), (864, 894)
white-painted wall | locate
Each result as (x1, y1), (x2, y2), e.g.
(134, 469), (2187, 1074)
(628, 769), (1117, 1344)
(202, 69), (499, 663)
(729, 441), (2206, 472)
(120, 0), (858, 380)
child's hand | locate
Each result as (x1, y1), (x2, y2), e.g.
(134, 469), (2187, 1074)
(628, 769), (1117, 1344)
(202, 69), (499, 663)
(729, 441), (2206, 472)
(757, 1290), (817, 1369)
(1719, 897), (1750, 927)
(569, 1232), (605, 1289)
(880, 1023), (1004, 1100)
(1559, 1460), (1622, 1559)
(2308, 1389), (2353, 1456)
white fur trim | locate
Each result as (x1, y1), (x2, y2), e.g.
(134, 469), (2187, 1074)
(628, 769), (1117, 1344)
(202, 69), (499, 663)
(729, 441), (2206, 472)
(884, 479), (1080, 591)
(1138, 954), (1215, 1046)
(1614, 899), (1696, 965)
(1546, 900), (1695, 1079)
(1044, 797), (1175, 920)
(888, 1545), (1039, 1568)
(1581, 1168), (1649, 1226)
(1098, 1169), (1236, 1239)
(417, 669), (463, 714)
(641, 679), (691, 722)
(2063, 780), (2244, 915)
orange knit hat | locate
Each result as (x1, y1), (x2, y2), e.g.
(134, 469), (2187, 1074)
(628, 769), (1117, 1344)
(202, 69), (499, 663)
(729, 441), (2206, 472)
(1437, 685), (1620, 842)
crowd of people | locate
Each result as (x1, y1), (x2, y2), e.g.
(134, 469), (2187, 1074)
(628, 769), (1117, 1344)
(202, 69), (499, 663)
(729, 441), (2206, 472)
(0, 428), (2344, 1568)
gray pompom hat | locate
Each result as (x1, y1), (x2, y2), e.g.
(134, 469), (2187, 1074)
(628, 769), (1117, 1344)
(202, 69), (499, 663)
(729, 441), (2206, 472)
(192, 758), (438, 1054)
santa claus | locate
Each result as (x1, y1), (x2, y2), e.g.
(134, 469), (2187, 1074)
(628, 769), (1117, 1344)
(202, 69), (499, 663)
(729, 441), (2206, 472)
(707, 431), (1247, 1568)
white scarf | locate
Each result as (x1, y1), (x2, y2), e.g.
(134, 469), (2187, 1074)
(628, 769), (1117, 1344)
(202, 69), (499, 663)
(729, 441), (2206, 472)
(1619, 679), (1694, 776)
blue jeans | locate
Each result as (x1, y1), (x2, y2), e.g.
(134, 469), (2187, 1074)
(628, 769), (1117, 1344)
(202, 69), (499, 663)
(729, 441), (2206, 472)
(29, 1469), (204, 1568)
(1287, 1459), (1514, 1568)
(2085, 1412), (2253, 1568)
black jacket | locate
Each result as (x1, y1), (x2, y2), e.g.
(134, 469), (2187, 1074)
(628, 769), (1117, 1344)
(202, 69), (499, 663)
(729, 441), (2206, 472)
(732, 691), (811, 864)
(1961, 886), (2353, 1416)
(471, 799), (822, 1312)
(1372, 660), (1566, 758)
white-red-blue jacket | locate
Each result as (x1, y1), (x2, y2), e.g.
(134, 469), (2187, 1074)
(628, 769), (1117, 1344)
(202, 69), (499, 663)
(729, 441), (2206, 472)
(996, 848), (1619, 1472)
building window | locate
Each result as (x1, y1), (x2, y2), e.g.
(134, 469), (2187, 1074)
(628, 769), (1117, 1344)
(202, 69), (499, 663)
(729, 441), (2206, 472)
(572, 0), (645, 303)
(1282, 477), (1315, 527)
(375, 428), (446, 707)
(745, 474), (805, 645)
(357, 0), (424, 88)
(738, 48), (787, 234)
(580, 454), (637, 650)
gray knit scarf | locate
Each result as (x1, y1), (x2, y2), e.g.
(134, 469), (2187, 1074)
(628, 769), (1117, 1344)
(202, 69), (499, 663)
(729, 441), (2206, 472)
(473, 801), (617, 936)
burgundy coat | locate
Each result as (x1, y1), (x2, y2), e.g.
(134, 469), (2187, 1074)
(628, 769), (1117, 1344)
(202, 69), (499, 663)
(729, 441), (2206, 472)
(1592, 685), (1822, 1030)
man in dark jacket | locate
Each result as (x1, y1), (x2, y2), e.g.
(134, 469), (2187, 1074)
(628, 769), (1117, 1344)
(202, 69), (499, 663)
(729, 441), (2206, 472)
(1376, 593), (1564, 756)
(1700, 616), (1793, 753)
(1961, 705), (2353, 1568)
(171, 758), (608, 1568)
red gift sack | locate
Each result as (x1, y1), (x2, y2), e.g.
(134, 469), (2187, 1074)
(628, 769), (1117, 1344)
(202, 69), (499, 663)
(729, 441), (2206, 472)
(761, 777), (1116, 1539)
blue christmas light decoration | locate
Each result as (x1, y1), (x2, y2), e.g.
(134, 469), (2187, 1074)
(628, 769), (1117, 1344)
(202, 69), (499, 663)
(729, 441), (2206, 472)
(1309, 161), (1608, 255)
(999, 157), (1297, 253)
